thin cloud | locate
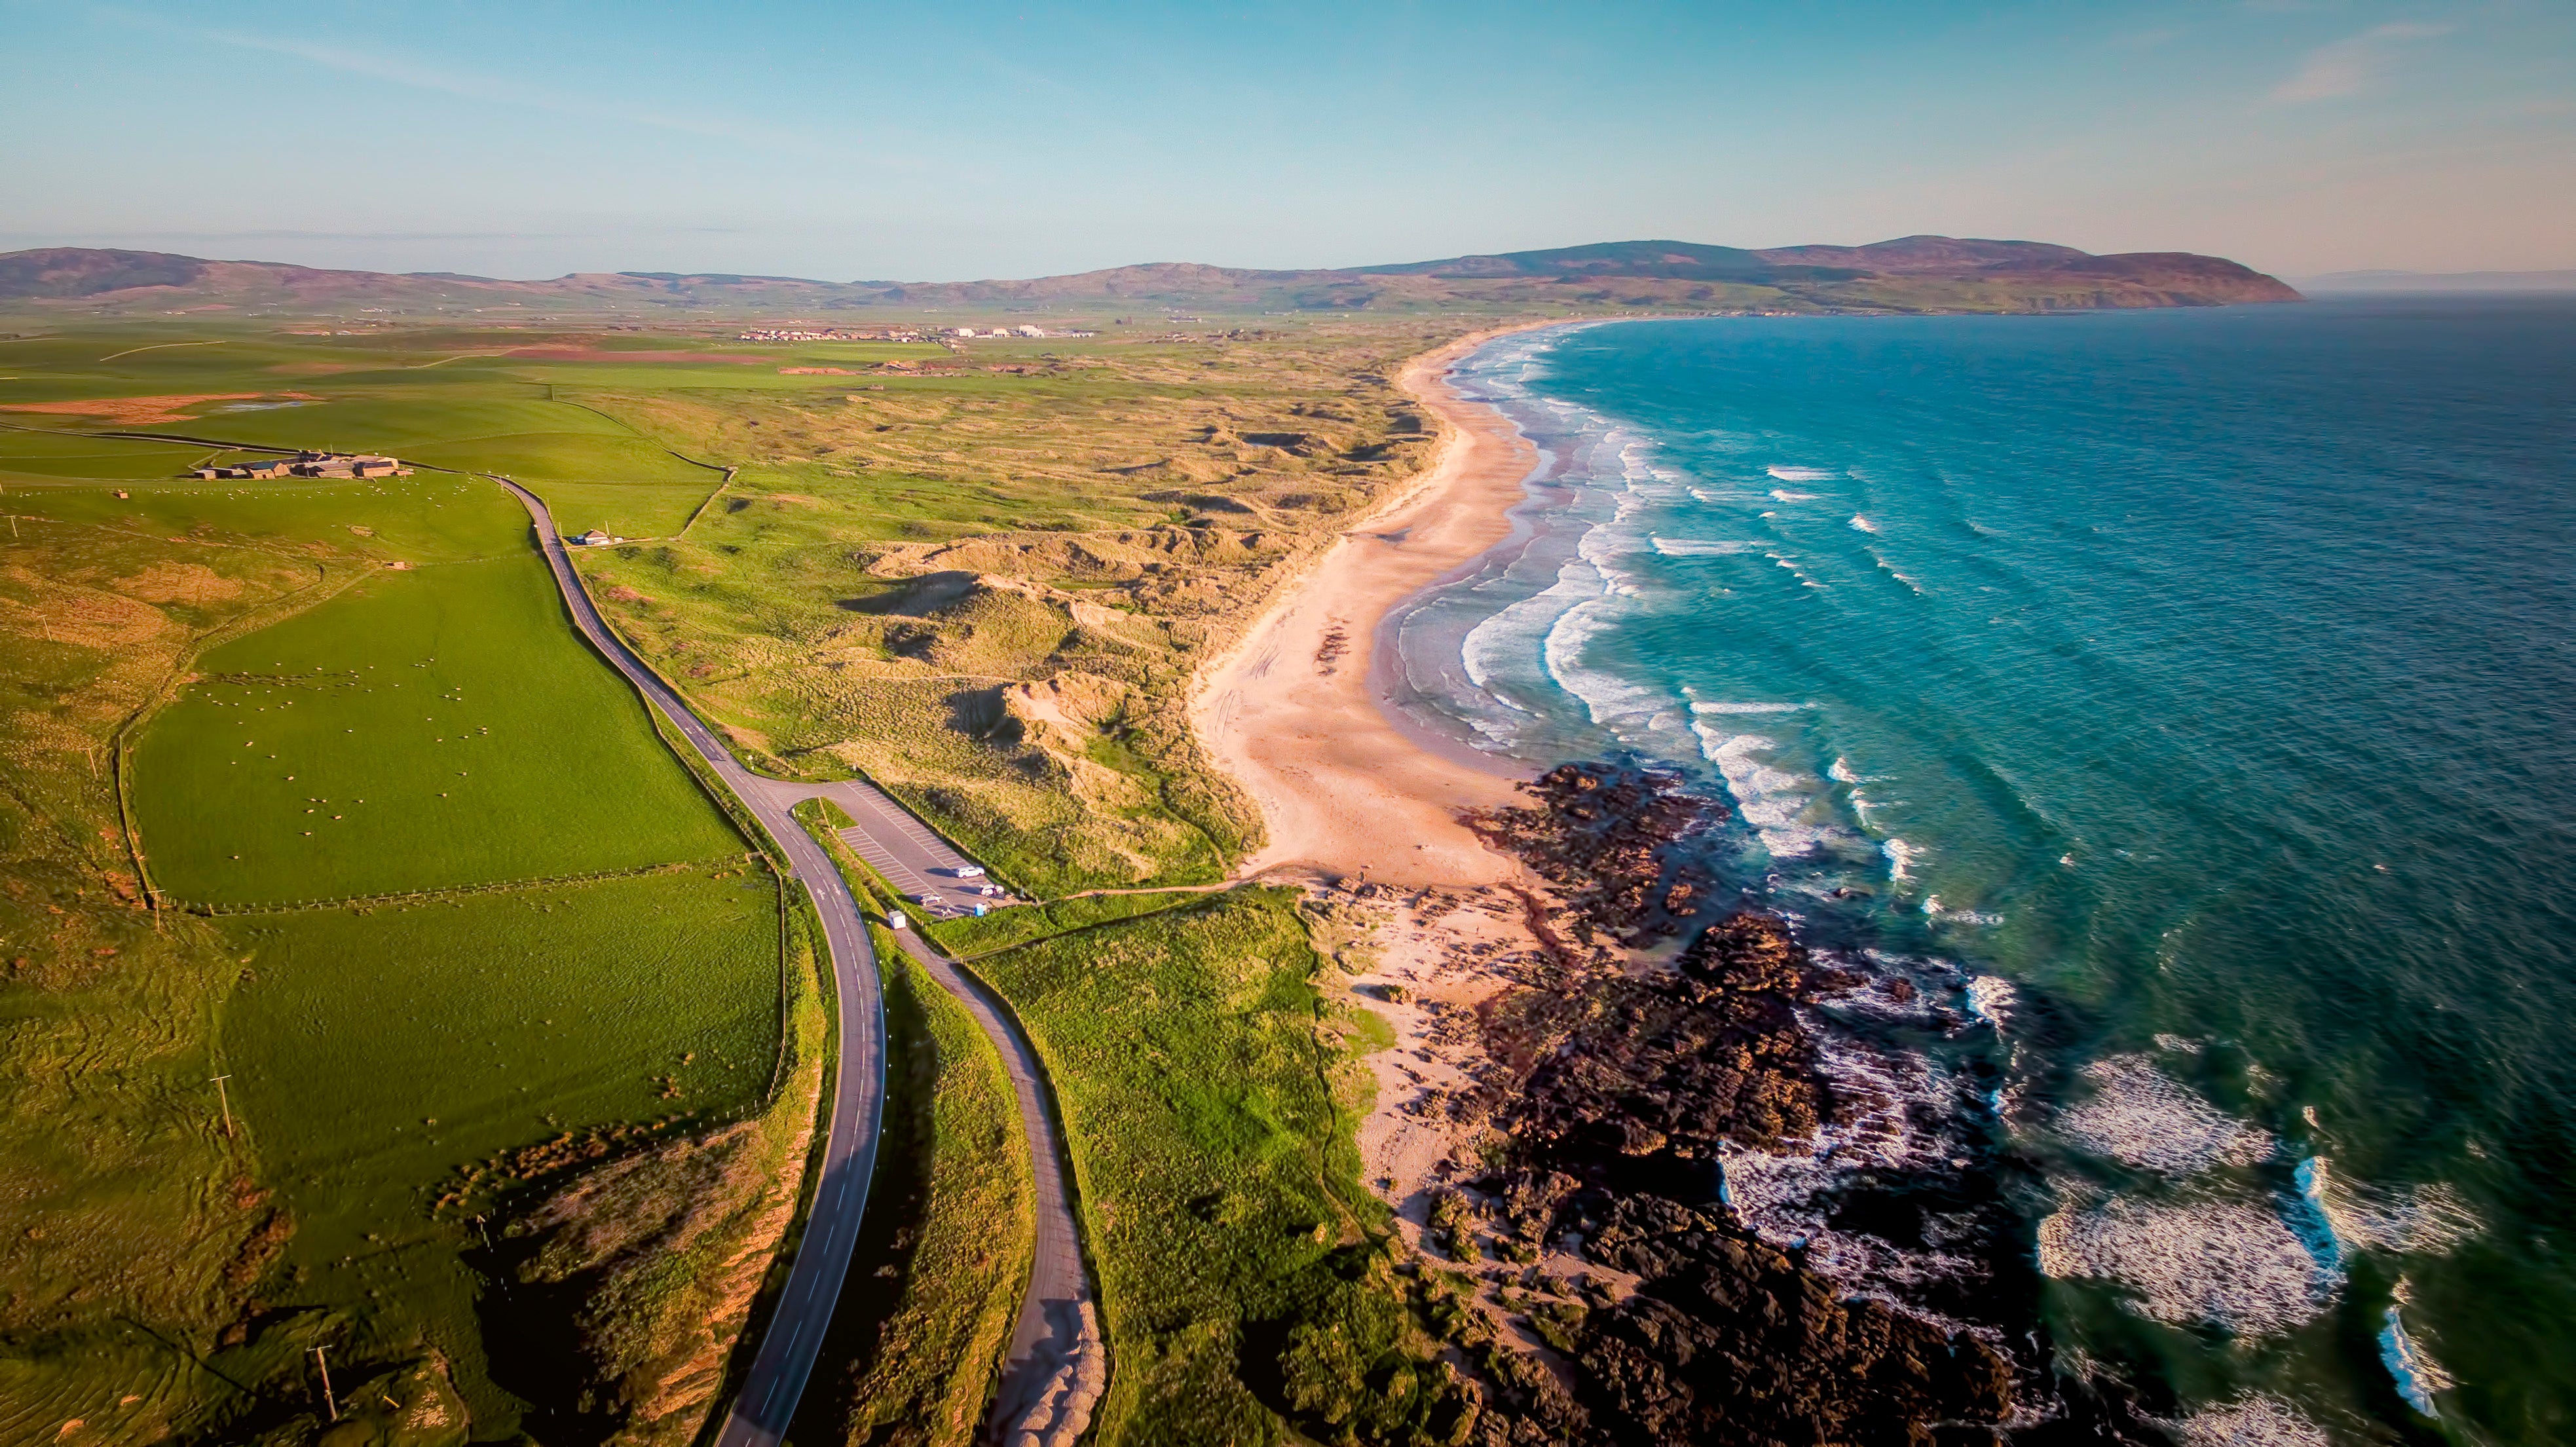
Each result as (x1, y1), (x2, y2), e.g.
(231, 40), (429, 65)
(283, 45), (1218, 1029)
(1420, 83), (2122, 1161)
(2272, 22), (2452, 103)
(96, 7), (836, 155)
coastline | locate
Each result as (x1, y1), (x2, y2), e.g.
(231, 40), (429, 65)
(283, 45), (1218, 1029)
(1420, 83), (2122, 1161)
(1191, 322), (1569, 889)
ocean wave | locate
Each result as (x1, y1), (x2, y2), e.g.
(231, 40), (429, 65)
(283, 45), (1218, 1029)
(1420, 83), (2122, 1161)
(1459, 561), (1599, 694)
(1769, 488), (1820, 502)
(2295, 1156), (2482, 1262)
(1884, 836), (1923, 882)
(1689, 699), (1806, 715)
(1767, 465), (1836, 481)
(1965, 975), (2016, 1026)
(1849, 514), (1879, 533)
(2380, 1292), (2454, 1418)
(1651, 536), (1759, 557)
(1719, 1017), (1995, 1326)
(2059, 1056), (2273, 1176)
(2038, 1193), (2332, 1336)
(1691, 724), (1827, 855)
(2171, 1395), (2334, 1447)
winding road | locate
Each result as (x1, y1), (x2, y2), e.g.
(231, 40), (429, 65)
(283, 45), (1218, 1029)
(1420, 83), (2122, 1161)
(503, 479), (1098, 1447)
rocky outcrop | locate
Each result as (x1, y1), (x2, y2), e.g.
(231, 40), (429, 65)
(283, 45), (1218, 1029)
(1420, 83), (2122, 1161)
(1465, 764), (1715, 949)
(1573, 1195), (2012, 1446)
(1438, 762), (2013, 1446)
(1484, 911), (1842, 1170)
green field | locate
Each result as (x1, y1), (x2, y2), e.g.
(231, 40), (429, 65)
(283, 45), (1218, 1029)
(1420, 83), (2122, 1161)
(0, 314), (1484, 1444)
(215, 867), (785, 1423)
(132, 548), (743, 904)
(972, 890), (1474, 1445)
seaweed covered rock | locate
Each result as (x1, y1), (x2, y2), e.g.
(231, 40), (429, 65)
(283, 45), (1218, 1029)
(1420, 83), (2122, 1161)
(1465, 764), (1713, 944)
(1482, 911), (1839, 1169)
(1576, 1196), (2012, 1446)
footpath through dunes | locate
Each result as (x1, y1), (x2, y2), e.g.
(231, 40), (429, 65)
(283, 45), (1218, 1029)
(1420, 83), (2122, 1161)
(506, 477), (1101, 1447)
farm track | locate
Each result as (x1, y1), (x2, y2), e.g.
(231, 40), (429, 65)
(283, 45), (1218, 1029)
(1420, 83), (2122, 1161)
(500, 478), (1097, 1446)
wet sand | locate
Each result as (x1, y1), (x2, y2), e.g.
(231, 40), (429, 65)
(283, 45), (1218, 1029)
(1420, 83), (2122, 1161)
(1191, 324), (1558, 890)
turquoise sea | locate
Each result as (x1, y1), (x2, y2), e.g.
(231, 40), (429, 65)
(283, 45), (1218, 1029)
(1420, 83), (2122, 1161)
(1388, 301), (2576, 1444)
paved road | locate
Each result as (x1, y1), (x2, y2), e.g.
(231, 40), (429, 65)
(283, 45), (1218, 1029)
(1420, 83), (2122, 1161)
(506, 481), (1098, 1446)
(802, 779), (1018, 917)
(879, 928), (1102, 1445)
(503, 480), (885, 1447)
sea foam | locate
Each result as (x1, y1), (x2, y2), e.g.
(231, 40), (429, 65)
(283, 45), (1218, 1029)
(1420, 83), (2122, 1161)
(2171, 1395), (2334, 1446)
(2038, 1193), (2331, 1336)
(2059, 1056), (2273, 1176)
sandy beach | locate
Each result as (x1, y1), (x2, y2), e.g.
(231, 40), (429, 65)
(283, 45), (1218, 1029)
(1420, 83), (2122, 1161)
(1193, 323), (1609, 1313)
(1191, 324), (1558, 890)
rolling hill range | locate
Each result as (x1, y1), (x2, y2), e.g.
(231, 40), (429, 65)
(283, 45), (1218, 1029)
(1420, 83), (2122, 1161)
(0, 236), (2299, 317)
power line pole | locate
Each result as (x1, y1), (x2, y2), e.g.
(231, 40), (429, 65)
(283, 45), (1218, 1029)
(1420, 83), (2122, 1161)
(210, 1074), (234, 1138)
(314, 1346), (337, 1421)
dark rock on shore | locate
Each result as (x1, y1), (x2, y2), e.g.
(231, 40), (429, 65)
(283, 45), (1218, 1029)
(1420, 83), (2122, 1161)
(1465, 764), (1716, 949)
(1578, 1194), (2012, 1446)
(1482, 911), (1841, 1176)
(1442, 762), (2013, 1446)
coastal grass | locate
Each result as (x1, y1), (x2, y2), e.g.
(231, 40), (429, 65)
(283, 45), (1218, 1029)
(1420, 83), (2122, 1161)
(923, 888), (1220, 956)
(974, 889), (1475, 1446)
(130, 549), (743, 904)
(804, 938), (1033, 1446)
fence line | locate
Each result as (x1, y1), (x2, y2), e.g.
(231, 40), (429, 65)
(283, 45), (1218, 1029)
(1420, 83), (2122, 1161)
(175, 852), (758, 917)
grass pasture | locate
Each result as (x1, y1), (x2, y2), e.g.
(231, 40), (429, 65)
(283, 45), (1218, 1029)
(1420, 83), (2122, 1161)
(132, 550), (743, 905)
(973, 890), (1474, 1446)
(0, 424), (215, 481)
(214, 867), (784, 1422)
(10, 466), (533, 565)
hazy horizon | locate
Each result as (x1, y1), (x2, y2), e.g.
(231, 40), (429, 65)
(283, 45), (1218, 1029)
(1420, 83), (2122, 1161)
(5, 1), (2571, 284)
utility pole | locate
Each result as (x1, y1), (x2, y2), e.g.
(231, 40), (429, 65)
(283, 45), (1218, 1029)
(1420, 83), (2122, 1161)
(314, 1345), (337, 1421)
(210, 1074), (234, 1138)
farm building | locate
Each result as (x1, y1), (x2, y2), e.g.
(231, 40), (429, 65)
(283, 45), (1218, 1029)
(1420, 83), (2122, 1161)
(192, 451), (411, 480)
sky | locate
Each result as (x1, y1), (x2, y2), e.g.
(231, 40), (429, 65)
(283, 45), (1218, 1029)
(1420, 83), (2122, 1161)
(3, 1), (2570, 282)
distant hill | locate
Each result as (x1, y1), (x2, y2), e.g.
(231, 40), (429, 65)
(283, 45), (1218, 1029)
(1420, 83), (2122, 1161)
(0, 237), (2300, 316)
(2297, 268), (2576, 294)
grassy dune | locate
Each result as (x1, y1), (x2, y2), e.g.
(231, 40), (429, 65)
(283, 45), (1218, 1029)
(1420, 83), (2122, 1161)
(562, 324), (1463, 893)
(1, 314), (1491, 1441)
(974, 890), (1475, 1446)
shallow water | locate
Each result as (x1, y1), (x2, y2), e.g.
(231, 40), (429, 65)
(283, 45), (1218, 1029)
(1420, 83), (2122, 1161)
(1387, 299), (2576, 1443)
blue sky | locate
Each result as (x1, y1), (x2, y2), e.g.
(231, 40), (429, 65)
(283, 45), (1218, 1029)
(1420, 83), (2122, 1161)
(3, 1), (2569, 280)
